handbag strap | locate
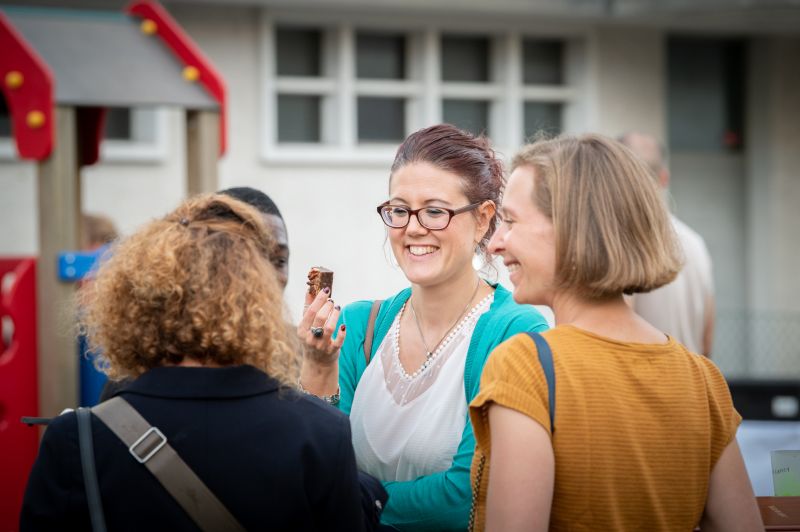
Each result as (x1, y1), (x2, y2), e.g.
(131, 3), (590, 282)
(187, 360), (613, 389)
(77, 407), (107, 532)
(525, 332), (556, 434)
(92, 397), (246, 532)
(363, 299), (383, 365)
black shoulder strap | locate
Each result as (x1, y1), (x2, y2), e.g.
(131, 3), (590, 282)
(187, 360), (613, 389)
(363, 300), (383, 365)
(525, 332), (556, 434)
(77, 407), (108, 532)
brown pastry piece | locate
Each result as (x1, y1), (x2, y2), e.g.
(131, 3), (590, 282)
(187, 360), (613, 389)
(307, 267), (334, 297)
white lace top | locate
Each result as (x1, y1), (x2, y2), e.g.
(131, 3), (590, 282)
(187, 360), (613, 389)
(349, 293), (494, 482)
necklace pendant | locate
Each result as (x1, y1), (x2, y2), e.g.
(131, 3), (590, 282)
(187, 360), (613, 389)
(426, 351), (433, 359)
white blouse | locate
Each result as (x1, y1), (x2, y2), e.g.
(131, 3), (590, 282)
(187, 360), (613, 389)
(349, 293), (494, 482)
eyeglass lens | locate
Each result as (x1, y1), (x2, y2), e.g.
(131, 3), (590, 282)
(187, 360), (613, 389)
(381, 206), (450, 230)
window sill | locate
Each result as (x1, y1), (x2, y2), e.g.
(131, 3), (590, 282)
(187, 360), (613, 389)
(260, 145), (399, 167)
(99, 139), (168, 165)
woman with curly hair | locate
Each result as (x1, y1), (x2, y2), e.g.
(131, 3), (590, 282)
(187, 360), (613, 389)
(21, 194), (368, 531)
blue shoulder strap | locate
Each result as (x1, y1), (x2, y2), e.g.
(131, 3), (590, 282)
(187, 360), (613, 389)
(525, 332), (556, 434)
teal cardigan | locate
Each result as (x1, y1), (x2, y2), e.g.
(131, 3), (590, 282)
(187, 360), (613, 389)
(337, 284), (548, 531)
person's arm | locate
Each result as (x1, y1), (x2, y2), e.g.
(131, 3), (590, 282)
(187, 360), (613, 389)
(20, 414), (85, 531)
(299, 289), (346, 397)
(699, 439), (762, 532)
(702, 293), (715, 357)
(379, 416), (476, 530)
(484, 404), (554, 532)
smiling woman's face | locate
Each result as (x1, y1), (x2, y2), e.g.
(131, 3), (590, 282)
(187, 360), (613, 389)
(388, 162), (483, 288)
(489, 165), (557, 305)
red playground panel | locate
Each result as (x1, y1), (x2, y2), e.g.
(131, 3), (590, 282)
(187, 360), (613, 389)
(0, 258), (39, 530)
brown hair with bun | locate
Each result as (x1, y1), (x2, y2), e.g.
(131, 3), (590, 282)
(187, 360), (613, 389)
(390, 123), (504, 263)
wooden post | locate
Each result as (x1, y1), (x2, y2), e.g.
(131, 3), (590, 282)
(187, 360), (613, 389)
(185, 109), (219, 195)
(36, 105), (80, 415)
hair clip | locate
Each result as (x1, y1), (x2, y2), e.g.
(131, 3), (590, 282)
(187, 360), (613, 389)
(179, 218), (190, 226)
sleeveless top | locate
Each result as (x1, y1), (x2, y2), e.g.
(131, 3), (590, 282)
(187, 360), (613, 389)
(350, 293), (494, 482)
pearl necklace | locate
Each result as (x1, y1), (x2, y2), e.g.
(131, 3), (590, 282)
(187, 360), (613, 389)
(395, 288), (493, 379)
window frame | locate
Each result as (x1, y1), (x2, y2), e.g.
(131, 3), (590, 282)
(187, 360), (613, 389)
(260, 11), (587, 166)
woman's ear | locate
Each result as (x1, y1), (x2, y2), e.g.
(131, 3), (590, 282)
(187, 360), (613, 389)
(475, 200), (497, 241)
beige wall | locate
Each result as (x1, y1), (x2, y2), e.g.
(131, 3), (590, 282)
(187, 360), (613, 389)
(588, 26), (666, 140)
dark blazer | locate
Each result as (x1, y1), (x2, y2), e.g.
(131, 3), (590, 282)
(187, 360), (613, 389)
(21, 365), (367, 531)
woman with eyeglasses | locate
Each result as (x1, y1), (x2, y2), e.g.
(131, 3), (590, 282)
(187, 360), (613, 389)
(297, 124), (549, 531)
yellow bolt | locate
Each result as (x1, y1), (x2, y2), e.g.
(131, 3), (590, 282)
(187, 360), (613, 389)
(183, 65), (200, 82)
(5, 71), (24, 89)
(26, 110), (45, 129)
(141, 19), (157, 35)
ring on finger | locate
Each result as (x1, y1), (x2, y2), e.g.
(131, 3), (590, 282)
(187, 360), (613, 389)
(310, 326), (324, 338)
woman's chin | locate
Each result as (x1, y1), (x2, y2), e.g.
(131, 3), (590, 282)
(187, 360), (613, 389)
(511, 285), (535, 305)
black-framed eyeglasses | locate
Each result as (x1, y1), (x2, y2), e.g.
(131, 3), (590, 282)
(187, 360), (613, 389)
(376, 201), (483, 231)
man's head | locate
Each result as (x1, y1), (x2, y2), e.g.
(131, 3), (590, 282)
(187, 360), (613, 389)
(618, 132), (670, 190)
(219, 187), (289, 291)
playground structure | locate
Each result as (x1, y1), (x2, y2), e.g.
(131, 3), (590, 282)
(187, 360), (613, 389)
(0, 1), (226, 526)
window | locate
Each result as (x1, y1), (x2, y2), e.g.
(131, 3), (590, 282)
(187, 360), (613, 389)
(522, 38), (566, 139)
(100, 107), (166, 162)
(668, 38), (745, 152)
(261, 16), (581, 163)
(358, 97), (405, 143)
(355, 31), (409, 144)
(278, 95), (321, 143)
(357, 33), (406, 80)
(441, 36), (490, 82)
(276, 28), (322, 77)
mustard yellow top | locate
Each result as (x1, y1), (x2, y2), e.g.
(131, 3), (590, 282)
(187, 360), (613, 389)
(469, 325), (741, 531)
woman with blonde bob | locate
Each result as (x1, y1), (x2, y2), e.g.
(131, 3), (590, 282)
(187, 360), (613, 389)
(21, 194), (366, 531)
(469, 134), (762, 531)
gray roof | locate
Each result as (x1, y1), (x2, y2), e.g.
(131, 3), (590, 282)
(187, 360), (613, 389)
(3, 7), (218, 109)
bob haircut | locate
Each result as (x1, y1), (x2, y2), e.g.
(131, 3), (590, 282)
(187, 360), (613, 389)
(79, 194), (299, 386)
(512, 133), (682, 299)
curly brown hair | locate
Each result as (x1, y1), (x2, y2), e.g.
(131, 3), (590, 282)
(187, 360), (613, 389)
(79, 194), (300, 386)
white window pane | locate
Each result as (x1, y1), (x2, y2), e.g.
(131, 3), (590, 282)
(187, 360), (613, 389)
(523, 39), (564, 85)
(278, 95), (321, 143)
(357, 32), (406, 80)
(358, 97), (405, 143)
(104, 108), (132, 141)
(441, 36), (489, 82)
(524, 102), (562, 139)
(276, 28), (321, 77)
(443, 99), (489, 136)
(0, 95), (11, 137)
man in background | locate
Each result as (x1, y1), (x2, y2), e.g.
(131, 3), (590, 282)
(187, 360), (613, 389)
(219, 187), (290, 291)
(619, 132), (716, 356)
